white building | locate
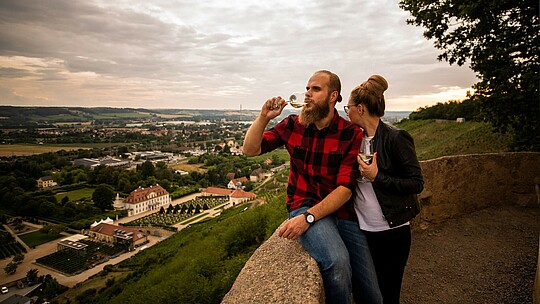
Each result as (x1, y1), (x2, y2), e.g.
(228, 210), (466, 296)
(122, 185), (171, 216)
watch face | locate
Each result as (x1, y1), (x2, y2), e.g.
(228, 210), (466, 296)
(307, 214), (315, 223)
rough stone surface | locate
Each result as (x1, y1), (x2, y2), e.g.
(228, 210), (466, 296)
(221, 224), (324, 304)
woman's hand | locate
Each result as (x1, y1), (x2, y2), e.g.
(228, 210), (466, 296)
(358, 152), (378, 181)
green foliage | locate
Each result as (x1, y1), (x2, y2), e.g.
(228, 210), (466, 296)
(55, 187), (95, 202)
(397, 119), (512, 160)
(400, 0), (539, 151)
(170, 186), (199, 199)
(92, 184), (115, 211)
(409, 98), (481, 121)
(4, 261), (17, 275)
(19, 230), (63, 248)
(13, 253), (24, 263)
(26, 268), (39, 284)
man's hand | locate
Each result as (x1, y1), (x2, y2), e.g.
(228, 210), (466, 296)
(278, 214), (310, 240)
(261, 96), (286, 120)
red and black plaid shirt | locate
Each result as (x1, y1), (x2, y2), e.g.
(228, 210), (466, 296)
(260, 109), (362, 220)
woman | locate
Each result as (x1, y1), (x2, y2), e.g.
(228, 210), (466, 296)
(344, 75), (424, 304)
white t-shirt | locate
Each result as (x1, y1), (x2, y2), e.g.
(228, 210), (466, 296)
(354, 138), (409, 231)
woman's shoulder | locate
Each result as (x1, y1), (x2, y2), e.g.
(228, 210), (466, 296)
(381, 122), (413, 142)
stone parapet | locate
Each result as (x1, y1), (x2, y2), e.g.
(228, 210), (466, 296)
(221, 223), (324, 304)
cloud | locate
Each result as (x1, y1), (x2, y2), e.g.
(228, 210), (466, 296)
(0, 0), (477, 110)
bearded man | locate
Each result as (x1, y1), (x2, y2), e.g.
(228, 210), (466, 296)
(243, 70), (382, 304)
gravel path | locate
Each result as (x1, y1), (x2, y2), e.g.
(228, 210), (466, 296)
(401, 205), (539, 304)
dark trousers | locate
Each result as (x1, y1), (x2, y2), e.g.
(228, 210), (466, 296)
(363, 225), (411, 304)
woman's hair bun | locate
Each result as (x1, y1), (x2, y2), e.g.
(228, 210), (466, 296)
(365, 75), (388, 98)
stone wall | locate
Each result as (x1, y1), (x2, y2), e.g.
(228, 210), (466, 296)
(222, 152), (540, 304)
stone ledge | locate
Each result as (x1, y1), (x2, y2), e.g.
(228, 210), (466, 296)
(222, 223), (324, 304)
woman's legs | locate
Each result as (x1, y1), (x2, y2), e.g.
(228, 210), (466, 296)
(364, 225), (411, 304)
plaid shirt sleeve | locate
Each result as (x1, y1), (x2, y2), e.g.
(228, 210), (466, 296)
(260, 116), (290, 154)
(336, 126), (363, 189)
(336, 124), (363, 221)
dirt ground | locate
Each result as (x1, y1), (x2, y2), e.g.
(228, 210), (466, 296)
(401, 205), (539, 304)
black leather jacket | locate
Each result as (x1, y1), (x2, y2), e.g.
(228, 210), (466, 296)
(371, 120), (424, 227)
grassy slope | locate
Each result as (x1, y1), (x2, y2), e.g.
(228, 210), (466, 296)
(397, 119), (512, 161)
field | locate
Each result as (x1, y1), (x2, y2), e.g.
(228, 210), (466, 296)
(0, 143), (136, 157)
(18, 230), (63, 248)
(397, 119), (512, 161)
(170, 163), (208, 173)
(55, 187), (95, 202)
(0, 144), (91, 157)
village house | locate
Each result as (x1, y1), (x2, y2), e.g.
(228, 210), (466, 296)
(249, 168), (265, 182)
(202, 186), (233, 197)
(37, 176), (57, 188)
(230, 189), (257, 205)
(201, 187), (256, 208)
(83, 223), (147, 251)
(228, 177), (248, 189)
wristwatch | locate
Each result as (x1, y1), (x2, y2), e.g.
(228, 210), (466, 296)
(303, 211), (315, 225)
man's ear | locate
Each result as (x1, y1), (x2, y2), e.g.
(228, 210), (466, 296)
(330, 91), (339, 103)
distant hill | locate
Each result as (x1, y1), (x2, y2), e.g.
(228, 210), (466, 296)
(0, 106), (261, 126)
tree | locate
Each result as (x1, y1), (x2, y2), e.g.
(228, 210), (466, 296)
(92, 184), (115, 211)
(140, 161), (155, 179)
(13, 253), (24, 264)
(26, 268), (39, 284)
(400, 0), (539, 151)
(4, 262), (17, 275)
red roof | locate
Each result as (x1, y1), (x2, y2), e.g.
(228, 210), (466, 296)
(230, 189), (256, 199)
(125, 185), (168, 205)
(230, 177), (248, 184)
(204, 187), (233, 196)
(89, 223), (145, 242)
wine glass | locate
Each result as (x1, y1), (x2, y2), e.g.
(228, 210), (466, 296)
(272, 92), (307, 110)
(358, 137), (374, 183)
(287, 92), (307, 108)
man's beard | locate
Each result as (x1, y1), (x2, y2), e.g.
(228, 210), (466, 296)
(299, 96), (331, 125)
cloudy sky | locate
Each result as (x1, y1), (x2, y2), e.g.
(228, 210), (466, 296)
(0, 0), (478, 111)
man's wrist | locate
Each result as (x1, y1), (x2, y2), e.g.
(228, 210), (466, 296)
(303, 211), (315, 225)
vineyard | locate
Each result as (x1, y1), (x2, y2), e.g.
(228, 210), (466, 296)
(0, 229), (26, 260)
(122, 195), (230, 228)
(35, 240), (124, 275)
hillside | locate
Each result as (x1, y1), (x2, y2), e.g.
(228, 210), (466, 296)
(397, 119), (512, 161)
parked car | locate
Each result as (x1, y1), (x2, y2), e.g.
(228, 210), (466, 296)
(1, 286), (8, 294)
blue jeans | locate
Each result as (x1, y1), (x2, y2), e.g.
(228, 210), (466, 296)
(337, 219), (383, 304)
(290, 207), (352, 304)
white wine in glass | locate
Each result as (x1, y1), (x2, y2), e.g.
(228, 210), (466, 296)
(358, 137), (374, 182)
(287, 92), (307, 108)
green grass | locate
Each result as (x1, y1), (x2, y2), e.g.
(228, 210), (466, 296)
(246, 149), (289, 163)
(180, 213), (208, 225)
(55, 187), (95, 202)
(397, 119), (512, 161)
(19, 231), (63, 248)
